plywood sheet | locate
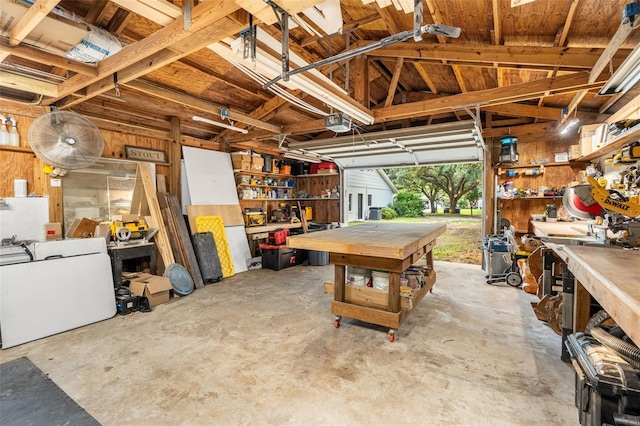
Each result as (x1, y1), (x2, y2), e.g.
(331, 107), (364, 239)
(186, 205), (244, 231)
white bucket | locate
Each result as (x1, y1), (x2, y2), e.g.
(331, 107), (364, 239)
(13, 179), (27, 197)
(372, 270), (389, 291)
(347, 267), (370, 286)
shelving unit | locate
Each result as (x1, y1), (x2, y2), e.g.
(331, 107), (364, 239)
(580, 123), (640, 161)
(235, 168), (340, 224)
(497, 162), (584, 233)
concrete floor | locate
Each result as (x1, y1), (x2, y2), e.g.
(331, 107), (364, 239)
(0, 261), (578, 425)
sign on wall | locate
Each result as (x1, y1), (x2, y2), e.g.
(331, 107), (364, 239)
(124, 145), (167, 163)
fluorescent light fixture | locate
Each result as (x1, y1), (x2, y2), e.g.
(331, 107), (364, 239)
(192, 115), (248, 134)
(210, 30), (374, 126)
(599, 43), (640, 95)
(283, 151), (322, 163)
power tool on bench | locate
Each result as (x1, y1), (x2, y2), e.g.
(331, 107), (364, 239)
(563, 175), (640, 247)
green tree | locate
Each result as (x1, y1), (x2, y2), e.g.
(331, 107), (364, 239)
(420, 164), (481, 214)
(387, 164), (481, 214)
(462, 184), (482, 215)
(393, 191), (424, 217)
(386, 167), (442, 213)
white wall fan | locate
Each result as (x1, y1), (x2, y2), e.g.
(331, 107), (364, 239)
(29, 111), (104, 170)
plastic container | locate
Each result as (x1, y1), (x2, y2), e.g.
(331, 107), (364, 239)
(372, 270), (389, 291)
(308, 250), (329, 266)
(347, 267), (370, 286)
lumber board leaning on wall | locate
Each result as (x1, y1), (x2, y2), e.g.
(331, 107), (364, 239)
(138, 162), (175, 269)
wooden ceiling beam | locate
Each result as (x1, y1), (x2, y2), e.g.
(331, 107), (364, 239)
(234, 0), (325, 25)
(0, 71), (58, 97)
(105, 8), (132, 34)
(482, 122), (554, 138)
(110, 0), (181, 26)
(50, 0), (241, 103)
(384, 58), (404, 107)
(0, 39), (98, 77)
(56, 17), (246, 109)
(8, 0), (61, 46)
(299, 13), (382, 47)
(124, 80), (281, 133)
(562, 16), (638, 123)
(483, 103), (609, 122)
(370, 43), (627, 70)
(413, 63), (438, 94)
(375, 72), (607, 122)
(84, 0), (110, 25)
(492, 0), (501, 45)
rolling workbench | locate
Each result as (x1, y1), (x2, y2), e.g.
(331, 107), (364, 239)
(287, 223), (446, 341)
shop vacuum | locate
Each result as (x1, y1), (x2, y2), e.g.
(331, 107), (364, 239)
(565, 326), (640, 426)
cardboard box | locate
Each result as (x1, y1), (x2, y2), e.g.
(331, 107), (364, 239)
(44, 222), (62, 241)
(568, 144), (581, 160)
(65, 217), (100, 238)
(579, 123), (607, 156)
(129, 273), (172, 308)
(0, 0), (88, 55)
(231, 153), (252, 170)
(251, 155), (264, 171)
(317, 168), (338, 174)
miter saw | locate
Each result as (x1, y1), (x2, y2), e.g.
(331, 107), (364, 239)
(563, 175), (640, 247)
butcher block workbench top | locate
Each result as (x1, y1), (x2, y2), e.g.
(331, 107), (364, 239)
(286, 223), (446, 259)
(563, 245), (640, 347)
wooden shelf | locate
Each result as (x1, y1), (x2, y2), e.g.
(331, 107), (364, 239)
(237, 184), (292, 189)
(579, 123), (640, 161)
(494, 161), (585, 170)
(0, 146), (32, 153)
(500, 196), (558, 200)
(239, 197), (339, 202)
(234, 170), (293, 179)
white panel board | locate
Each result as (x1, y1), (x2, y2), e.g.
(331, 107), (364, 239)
(0, 197), (49, 242)
(182, 146), (250, 273)
(182, 147), (238, 205)
(180, 159), (192, 215)
(0, 253), (116, 348)
(225, 225), (251, 273)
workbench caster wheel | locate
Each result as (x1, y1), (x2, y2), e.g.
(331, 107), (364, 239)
(506, 272), (523, 287)
(388, 330), (396, 342)
(334, 316), (341, 328)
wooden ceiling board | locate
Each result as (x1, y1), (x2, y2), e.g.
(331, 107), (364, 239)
(457, 66), (498, 92)
(199, 82), (263, 112)
(567, 0), (631, 48)
(435, 0), (493, 45)
(145, 62), (219, 96)
(499, 0), (571, 45)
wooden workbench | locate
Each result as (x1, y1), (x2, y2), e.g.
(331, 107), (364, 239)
(563, 245), (640, 347)
(287, 223), (446, 340)
(530, 221), (591, 238)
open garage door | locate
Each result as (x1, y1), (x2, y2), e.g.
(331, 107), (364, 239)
(287, 120), (485, 169)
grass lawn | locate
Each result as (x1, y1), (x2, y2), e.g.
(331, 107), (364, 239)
(350, 212), (483, 265)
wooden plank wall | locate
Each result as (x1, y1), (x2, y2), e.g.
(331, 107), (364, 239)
(489, 127), (583, 233)
(0, 111), (176, 224)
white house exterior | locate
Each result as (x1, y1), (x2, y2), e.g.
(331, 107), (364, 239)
(343, 169), (398, 222)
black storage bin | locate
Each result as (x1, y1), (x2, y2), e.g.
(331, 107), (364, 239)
(566, 332), (640, 426)
(261, 245), (306, 271)
(192, 232), (223, 283)
(369, 207), (382, 220)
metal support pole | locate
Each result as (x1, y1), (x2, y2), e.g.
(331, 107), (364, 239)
(561, 269), (575, 362)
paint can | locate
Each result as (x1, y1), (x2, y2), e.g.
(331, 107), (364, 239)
(14, 179), (27, 197)
(372, 270), (389, 291)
